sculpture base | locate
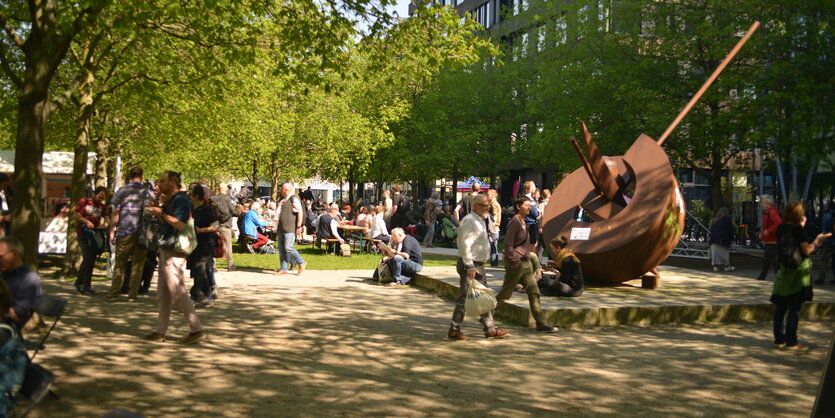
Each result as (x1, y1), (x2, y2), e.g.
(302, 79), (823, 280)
(642, 275), (660, 290)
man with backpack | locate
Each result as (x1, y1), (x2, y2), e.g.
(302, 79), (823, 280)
(211, 183), (237, 271)
(108, 166), (153, 301)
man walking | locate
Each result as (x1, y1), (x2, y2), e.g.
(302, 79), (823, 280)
(275, 182), (307, 276)
(144, 171), (205, 344)
(211, 183), (237, 271)
(108, 166), (153, 301)
(448, 194), (508, 341)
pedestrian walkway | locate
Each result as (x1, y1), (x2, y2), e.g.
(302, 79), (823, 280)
(412, 265), (835, 328)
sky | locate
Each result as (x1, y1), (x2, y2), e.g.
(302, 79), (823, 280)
(389, 0), (412, 20)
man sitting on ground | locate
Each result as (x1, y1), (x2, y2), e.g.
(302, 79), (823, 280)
(382, 228), (423, 286)
(243, 200), (271, 249)
(0, 237), (43, 331)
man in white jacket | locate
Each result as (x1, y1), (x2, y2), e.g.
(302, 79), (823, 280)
(448, 194), (509, 341)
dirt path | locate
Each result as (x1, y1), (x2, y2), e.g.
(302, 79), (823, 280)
(20, 268), (833, 417)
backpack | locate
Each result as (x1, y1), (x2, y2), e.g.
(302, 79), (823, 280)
(339, 243), (351, 257)
(778, 228), (803, 270)
(0, 323), (27, 416)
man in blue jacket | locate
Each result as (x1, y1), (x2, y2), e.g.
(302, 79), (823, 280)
(383, 228), (423, 286)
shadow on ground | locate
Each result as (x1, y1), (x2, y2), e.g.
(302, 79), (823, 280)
(19, 269), (833, 417)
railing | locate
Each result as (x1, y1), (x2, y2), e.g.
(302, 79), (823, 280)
(671, 212), (711, 259)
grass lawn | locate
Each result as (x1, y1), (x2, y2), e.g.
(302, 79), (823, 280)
(216, 244), (456, 271)
(39, 243), (456, 278)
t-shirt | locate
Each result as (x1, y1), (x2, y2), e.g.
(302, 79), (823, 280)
(111, 181), (153, 237)
(160, 192), (192, 243)
(193, 202), (218, 247)
(74, 198), (109, 234)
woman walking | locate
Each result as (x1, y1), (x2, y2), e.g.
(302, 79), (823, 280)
(496, 197), (556, 332)
(771, 201), (831, 350)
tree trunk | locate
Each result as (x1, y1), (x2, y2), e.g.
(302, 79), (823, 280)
(63, 69), (95, 275)
(12, 89), (50, 269)
(94, 134), (108, 188)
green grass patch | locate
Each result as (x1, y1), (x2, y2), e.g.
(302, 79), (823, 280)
(218, 244), (455, 271)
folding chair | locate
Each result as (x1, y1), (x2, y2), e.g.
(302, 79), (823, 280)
(15, 362), (56, 418)
(28, 295), (68, 361)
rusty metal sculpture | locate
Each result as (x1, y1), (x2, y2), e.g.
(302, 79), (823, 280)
(541, 22), (760, 288)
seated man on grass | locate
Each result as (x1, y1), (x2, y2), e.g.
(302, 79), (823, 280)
(381, 228), (423, 286)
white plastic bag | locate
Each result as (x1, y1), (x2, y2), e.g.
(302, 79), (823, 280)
(465, 278), (497, 317)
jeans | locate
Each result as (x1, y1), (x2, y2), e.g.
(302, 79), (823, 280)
(278, 232), (305, 272)
(449, 258), (495, 334)
(423, 221), (436, 245)
(773, 301), (802, 346)
(155, 250), (202, 335)
(189, 246), (213, 301)
(76, 229), (98, 289)
(757, 244), (778, 280)
(387, 255), (423, 284)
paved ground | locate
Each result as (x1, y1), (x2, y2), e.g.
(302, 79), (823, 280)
(18, 267), (834, 417)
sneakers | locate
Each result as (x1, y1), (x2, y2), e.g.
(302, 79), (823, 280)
(448, 330), (470, 341)
(298, 261), (307, 276)
(485, 328), (509, 338)
(725, 266), (735, 272)
(227, 264), (236, 272)
(774, 343), (785, 349)
(713, 266), (720, 272)
(178, 330), (206, 345)
(536, 325), (558, 332)
(144, 332), (166, 342)
(785, 344), (809, 351)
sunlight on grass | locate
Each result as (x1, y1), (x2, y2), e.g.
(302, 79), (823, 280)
(217, 244), (455, 270)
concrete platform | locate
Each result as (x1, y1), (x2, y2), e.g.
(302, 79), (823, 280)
(412, 264), (835, 328)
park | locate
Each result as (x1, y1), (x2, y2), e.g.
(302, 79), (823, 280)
(1, 0), (834, 416)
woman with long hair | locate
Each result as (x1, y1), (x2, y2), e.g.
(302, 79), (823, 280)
(770, 201), (831, 350)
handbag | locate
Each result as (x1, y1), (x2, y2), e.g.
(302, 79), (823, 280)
(374, 262), (394, 283)
(213, 232), (225, 258)
(464, 277), (497, 317)
(159, 218), (198, 255)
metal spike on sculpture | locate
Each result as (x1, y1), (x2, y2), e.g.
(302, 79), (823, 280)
(541, 22), (760, 288)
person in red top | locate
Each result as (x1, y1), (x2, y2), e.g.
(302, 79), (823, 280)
(757, 194), (782, 281)
(73, 186), (110, 294)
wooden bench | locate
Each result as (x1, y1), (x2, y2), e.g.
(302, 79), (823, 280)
(315, 238), (341, 255)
